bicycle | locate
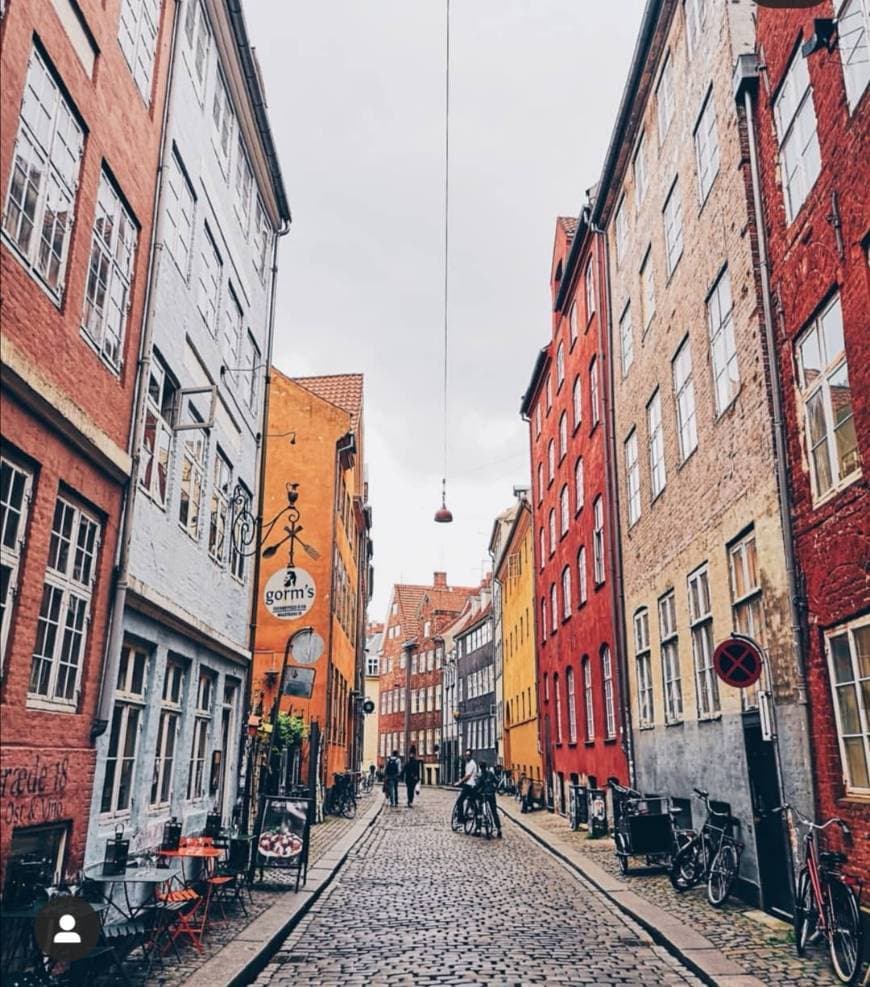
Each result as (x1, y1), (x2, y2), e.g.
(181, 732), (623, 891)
(464, 790), (497, 839)
(773, 803), (863, 984)
(669, 787), (743, 907)
(326, 773), (357, 819)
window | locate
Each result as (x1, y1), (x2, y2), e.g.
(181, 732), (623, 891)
(100, 644), (147, 813)
(254, 199), (270, 281)
(663, 180), (683, 276)
(566, 667), (578, 743)
(795, 295), (858, 498)
(539, 528), (546, 570)
(118, 0), (160, 100)
(635, 609), (653, 727)
(141, 356), (176, 507)
(620, 304), (634, 376)
(554, 673), (563, 742)
(836, 0), (870, 111)
(559, 412), (568, 460)
(1, 458), (33, 670)
(590, 358), (600, 426)
(574, 457), (584, 512)
(657, 52), (675, 143)
(673, 339), (698, 461)
(561, 566), (572, 620)
(550, 583), (558, 633)
(229, 480), (251, 581)
(560, 485), (569, 536)
(541, 599), (547, 642)
(640, 250), (655, 330)
(659, 591), (682, 722)
(82, 171), (138, 370)
(625, 430), (641, 526)
(826, 618), (870, 792)
(572, 376), (582, 429)
(537, 463), (544, 504)
(593, 497), (605, 585)
(647, 390), (666, 498)
(29, 497), (100, 704)
(688, 565), (719, 717)
(151, 660), (184, 805)
(602, 647), (615, 738)
(614, 197), (627, 264)
(577, 546), (587, 605)
(569, 302), (579, 345)
(188, 671), (213, 799)
(178, 405), (207, 539)
(197, 225), (222, 334)
(585, 258), (596, 319)
(165, 150), (195, 274)
(694, 89), (719, 203)
(547, 440), (555, 483)
(184, 0), (211, 97)
(774, 47), (821, 223)
(545, 374), (553, 411)
(212, 72), (235, 176)
(583, 658), (595, 741)
(556, 342), (565, 386)
(633, 133), (648, 207)
(534, 403), (542, 437)
(234, 138), (253, 235)
(244, 332), (261, 413)
(708, 268), (739, 414)
(221, 283), (243, 369)
(685, 0), (707, 57)
(548, 509), (556, 555)
(208, 449), (231, 563)
(728, 529), (763, 643)
(3, 47), (85, 297)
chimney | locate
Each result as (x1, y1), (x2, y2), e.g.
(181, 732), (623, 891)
(433, 571), (447, 589)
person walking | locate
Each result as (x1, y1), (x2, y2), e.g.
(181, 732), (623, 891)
(403, 746), (421, 807)
(384, 750), (401, 807)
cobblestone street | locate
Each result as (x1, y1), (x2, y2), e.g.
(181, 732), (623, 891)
(252, 788), (703, 986)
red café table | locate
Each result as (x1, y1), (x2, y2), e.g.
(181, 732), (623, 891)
(156, 844), (226, 948)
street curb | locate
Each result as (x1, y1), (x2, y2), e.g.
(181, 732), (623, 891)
(182, 797), (383, 987)
(498, 799), (766, 987)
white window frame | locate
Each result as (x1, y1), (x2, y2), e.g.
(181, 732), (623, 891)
(82, 170), (138, 370)
(620, 303), (634, 376)
(196, 224), (222, 335)
(539, 529), (546, 571)
(100, 644), (147, 815)
(673, 337), (698, 462)
(569, 301), (579, 345)
(184, 0), (211, 101)
(647, 389), (666, 499)
(836, 0), (870, 112)
(554, 673), (563, 742)
(548, 509), (556, 556)
(187, 671), (214, 800)
(208, 448), (231, 563)
(559, 484), (569, 536)
(634, 609), (653, 727)
(572, 375), (582, 430)
(688, 564), (719, 718)
(140, 356), (176, 508)
(537, 463), (544, 504)
(663, 179), (683, 277)
(559, 412), (568, 460)
(547, 439), (555, 483)
(178, 402), (207, 540)
(561, 566), (572, 620)
(550, 583), (558, 634)
(657, 52), (675, 144)
(1, 458), (33, 672)
(825, 617), (870, 794)
(234, 136), (253, 236)
(29, 497), (101, 707)
(774, 47), (821, 223)
(556, 341), (565, 387)
(534, 403), (542, 438)
(221, 282), (243, 370)
(590, 358), (600, 426)
(577, 546), (587, 605)
(694, 88), (720, 204)
(641, 249), (655, 331)
(795, 294), (859, 501)
(546, 374), (553, 412)
(633, 133), (648, 208)
(708, 267), (739, 415)
(583, 658), (595, 741)
(585, 257), (596, 320)
(593, 496), (605, 585)
(625, 429), (641, 526)
(244, 332), (261, 414)
(685, 0), (707, 58)
(574, 457), (584, 513)
(566, 667), (578, 743)
(211, 70), (235, 178)
(151, 659), (184, 807)
(164, 149), (195, 276)
(2, 47), (85, 300)
(117, 0), (160, 102)
(659, 591), (682, 723)
(602, 647), (616, 738)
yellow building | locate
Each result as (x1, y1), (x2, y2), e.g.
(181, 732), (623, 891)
(495, 496), (542, 783)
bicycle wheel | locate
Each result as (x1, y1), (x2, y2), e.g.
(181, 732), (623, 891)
(463, 803), (478, 835)
(482, 805), (493, 840)
(670, 838), (703, 891)
(827, 876), (862, 984)
(614, 830), (630, 874)
(340, 796), (357, 819)
(707, 842), (738, 907)
(450, 800), (464, 832)
(793, 868), (814, 957)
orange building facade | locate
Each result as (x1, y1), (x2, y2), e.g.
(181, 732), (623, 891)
(252, 371), (371, 796)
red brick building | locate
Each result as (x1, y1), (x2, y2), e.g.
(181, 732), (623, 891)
(0, 0), (174, 881)
(521, 210), (630, 815)
(749, 1), (869, 880)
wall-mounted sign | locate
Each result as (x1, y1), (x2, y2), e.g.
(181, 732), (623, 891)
(362, 699), (376, 715)
(282, 665), (316, 699)
(264, 567), (316, 620)
(289, 627), (324, 665)
(713, 635), (764, 689)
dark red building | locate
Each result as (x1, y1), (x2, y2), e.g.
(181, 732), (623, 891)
(0, 0), (174, 881)
(521, 209), (630, 815)
(749, 1), (868, 880)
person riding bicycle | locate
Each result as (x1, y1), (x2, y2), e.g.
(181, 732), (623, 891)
(455, 748), (478, 822)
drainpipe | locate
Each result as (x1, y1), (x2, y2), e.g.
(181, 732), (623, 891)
(93, 0), (183, 738)
(735, 54), (814, 809)
(594, 224), (636, 790)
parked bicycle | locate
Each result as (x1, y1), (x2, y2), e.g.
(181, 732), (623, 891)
(669, 787), (743, 907)
(773, 803), (863, 984)
(610, 780), (692, 874)
(324, 773), (357, 819)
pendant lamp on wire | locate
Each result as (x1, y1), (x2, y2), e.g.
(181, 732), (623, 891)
(435, 0), (453, 524)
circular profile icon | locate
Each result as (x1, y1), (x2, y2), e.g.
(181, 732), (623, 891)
(34, 895), (101, 963)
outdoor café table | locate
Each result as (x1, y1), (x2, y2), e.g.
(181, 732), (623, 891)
(88, 865), (181, 919)
(156, 845), (222, 884)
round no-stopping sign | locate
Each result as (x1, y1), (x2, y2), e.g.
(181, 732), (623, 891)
(713, 636), (764, 689)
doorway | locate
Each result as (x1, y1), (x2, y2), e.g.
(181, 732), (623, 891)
(743, 715), (793, 916)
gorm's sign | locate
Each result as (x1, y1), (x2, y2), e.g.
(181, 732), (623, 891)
(264, 567), (316, 620)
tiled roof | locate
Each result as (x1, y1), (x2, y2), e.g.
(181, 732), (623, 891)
(393, 584), (429, 640)
(293, 374), (364, 432)
(557, 215), (578, 240)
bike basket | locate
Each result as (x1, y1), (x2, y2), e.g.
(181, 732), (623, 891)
(627, 813), (674, 855)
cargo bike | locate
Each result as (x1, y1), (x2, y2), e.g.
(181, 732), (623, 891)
(609, 780), (688, 875)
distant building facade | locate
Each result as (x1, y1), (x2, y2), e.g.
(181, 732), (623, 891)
(362, 622), (383, 771)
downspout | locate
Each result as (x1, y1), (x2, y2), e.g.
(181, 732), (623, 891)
(594, 223), (636, 790)
(93, 0), (182, 738)
(737, 56), (814, 808)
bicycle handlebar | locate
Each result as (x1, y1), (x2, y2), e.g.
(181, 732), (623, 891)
(693, 787), (709, 799)
(771, 804), (851, 838)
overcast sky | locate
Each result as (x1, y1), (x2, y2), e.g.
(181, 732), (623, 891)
(246, 0), (645, 622)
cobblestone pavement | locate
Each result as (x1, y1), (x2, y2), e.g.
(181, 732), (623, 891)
(508, 800), (845, 987)
(127, 802), (367, 986)
(252, 787), (704, 986)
